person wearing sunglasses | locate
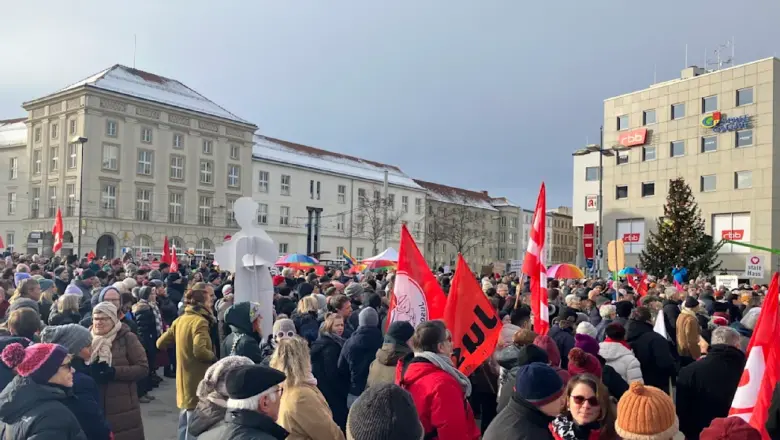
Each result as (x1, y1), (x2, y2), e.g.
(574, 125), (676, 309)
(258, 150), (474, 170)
(549, 374), (618, 440)
(0, 342), (87, 439)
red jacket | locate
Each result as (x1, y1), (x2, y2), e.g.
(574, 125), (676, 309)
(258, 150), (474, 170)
(395, 357), (480, 440)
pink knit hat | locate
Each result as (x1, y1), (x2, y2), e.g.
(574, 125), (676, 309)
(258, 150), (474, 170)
(568, 347), (603, 378)
(2, 343), (68, 384)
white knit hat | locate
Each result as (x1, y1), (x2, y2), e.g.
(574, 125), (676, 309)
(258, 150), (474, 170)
(196, 355), (254, 400)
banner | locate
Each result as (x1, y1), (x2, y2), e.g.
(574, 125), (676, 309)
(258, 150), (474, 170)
(522, 183), (549, 334)
(52, 208), (63, 254)
(162, 236), (171, 265)
(583, 223), (595, 260)
(444, 254), (502, 376)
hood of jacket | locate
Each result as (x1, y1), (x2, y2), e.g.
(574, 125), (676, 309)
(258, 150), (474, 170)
(375, 342), (411, 366)
(598, 341), (634, 363)
(0, 377), (69, 424)
(224, 302), (254, 335)
(132, 301), (151, 314)
(189, 399), (226, 437)
(625, 319), (654, 343)
(310, 332), (344, 357)
(730, 321), (753, 338)
(496, 344), (523, 370)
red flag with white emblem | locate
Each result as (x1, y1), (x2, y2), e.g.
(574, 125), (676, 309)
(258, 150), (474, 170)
(522, 183), (549, 335)
(161, 236), (171, 265)
(170, 244), (178, 273)
(52, 208), (63, 254)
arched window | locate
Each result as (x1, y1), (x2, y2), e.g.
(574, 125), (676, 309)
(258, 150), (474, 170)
(196, 238), (214, 257)
(135, 235), (152, 256)
(169, 236), (184, 252)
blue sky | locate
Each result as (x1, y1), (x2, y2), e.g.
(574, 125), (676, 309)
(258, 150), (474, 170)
(2, 1), (779, 208)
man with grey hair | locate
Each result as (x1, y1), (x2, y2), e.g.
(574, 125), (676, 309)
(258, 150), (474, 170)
(595, 304), (616, 342)
(675, 325), (746, 439)
(217, 364), (288, 440)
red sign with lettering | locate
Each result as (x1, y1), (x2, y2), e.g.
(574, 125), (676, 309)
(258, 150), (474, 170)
(617, 128), (648, 147)
(583, 223), (595, 260)
(722, 230), (744, 240)
(622, 233), (641, 243)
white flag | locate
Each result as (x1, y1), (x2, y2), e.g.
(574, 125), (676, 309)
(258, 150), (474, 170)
(653, 309), (668, 340)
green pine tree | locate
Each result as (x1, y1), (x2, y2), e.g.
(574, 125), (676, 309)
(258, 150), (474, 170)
(639, 177), (722, 278)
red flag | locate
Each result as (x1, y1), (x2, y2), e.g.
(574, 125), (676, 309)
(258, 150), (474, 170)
(627, 274), (649, 297)
(87, 250), (96, 260)
(387, 224), (446, 329)
(161, 236), (171, 265)
(674, 280), (685, 293)
(444, 254), (502, 376)
(729, 272), (780, 439)
(0, 236), (4, 249)
(52, 208), (63, 254)
(169, 244), (179, 273)
(522, 183), (549, 335)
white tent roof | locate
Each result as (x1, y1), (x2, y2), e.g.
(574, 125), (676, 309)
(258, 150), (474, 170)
(363, 248), (399, 262)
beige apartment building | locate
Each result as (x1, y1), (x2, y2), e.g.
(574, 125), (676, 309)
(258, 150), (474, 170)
(585, 57), (777, 279)
(0, 65), (256, 258)
(548, 207), (577, 265)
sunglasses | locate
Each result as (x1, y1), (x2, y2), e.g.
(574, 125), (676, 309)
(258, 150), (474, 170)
(275, 331), (295, 339)
(571, 395), (600, 407)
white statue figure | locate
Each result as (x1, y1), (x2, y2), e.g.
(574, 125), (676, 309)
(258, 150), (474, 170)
(214, 197), (277, 339)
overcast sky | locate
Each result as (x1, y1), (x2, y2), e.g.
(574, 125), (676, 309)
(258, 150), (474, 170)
(2, 1), (779, 208)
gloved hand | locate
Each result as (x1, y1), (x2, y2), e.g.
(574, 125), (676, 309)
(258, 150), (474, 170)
(90, 361), (116, 383)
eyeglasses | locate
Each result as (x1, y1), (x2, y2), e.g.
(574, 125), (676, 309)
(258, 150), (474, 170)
(93, 316), (112, 323)
(571, 395), (600, 407)
(275, 331), (295, 339)
(59, 362), (72, 371)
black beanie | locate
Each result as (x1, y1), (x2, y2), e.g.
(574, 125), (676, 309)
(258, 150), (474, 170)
(684, 296), (699, 309)
(347, 383), (423, 440)
(517, 344), (549, 367)
(385, 321), (414, 345)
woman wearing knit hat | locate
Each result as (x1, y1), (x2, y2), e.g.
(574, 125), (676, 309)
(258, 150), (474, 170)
(339, 307), (383, 408)
(574, 333), (628, 399)
(615, 382), (679, 440)
(271, 337), (346, 440)
(549, 374), (617, 440)
(90, 302), (149, 440)
(568, 348), (603, 379)
(40, 324), (113, 440)
(0, 342), (87, 439)
(367, 320), (414, 389)
(187, 355), (254, 439)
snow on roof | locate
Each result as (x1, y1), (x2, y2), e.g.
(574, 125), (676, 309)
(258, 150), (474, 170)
(413, 179), (498, 211)
(0, 118), (27, 147)
(490, 197), (520, 208)
(55, 65), (252, 125)
(252, 135), (423, 190)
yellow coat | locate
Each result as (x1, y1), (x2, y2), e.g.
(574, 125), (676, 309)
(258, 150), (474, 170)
(277, 383), (345, 440)
(157, 305), (217, 410)
(676, 309), (701, 359)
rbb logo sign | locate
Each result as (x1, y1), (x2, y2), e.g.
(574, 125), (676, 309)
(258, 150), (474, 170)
(622, 233), (640, 243)
(722, 230), (745, 240)
(617, 128), (648, 147)
(745, 254), (764, 279)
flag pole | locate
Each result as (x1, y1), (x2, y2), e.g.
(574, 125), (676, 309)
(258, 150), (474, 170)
(514, 274), (525, 309)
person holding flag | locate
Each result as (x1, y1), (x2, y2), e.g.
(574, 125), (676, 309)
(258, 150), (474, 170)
(342, 249), (357, 268)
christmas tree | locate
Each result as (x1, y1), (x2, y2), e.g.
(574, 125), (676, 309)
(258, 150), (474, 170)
(639, 177), (722, 278)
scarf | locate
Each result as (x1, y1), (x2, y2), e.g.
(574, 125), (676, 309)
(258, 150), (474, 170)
(414, 351), (472, 397)
(551, 414), (601, 440)
(142, 299), (163, 337)
(604, 337), (631, 350)
(90, 318), (122, 366)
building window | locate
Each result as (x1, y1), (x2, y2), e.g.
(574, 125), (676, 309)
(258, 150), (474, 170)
(196, 238), (214, 257)
(7, 193), (15, 215)
(671, 103), (685, 120)
(642, 146), (656, 161)
(373, 190), (381, 204)
(198, 195), (213, 226)
(616, 152), (629, 165)
(402, 195), (409, 213)
(135, 235), (152, 256)
(616, 185), (628, 200)
(737, 87), (754, 106)
(641, 182), (655, 197)
(137, 150), (153, 176)
(199, 160), (213, 184)
(33, 150), (41, 175)
(337, 214), (345, 231)
(357, 215), (365, 233)
(69, 119), (76, 135)
(66, 183), (76, 216)
(358, 189), (367, 207)
(227, 165), (241, 188)
(47, 186), (57, 217)
(616, 218), (645, 254)
(136, 188), (151, 221)
(702, 95), (718, 113)
(31, 187), (40, 218)
(9, 157), (17, 179)
(173, 133), (184, 149)
(280, 206), (290, 226)
(702, 136), (717, 153)
(5, 233), (12, 250)
(102, 144), (119, 170)
(106, 120), (117, 137)
(508, 232), (516, 244)
(101, 184), (116, 217)
(34, 127), (41, 143)
(168, 193), (183, 224)
(414, 222), (422, 236)
(585, 167), (599, 181)
(226, 198), (237, 227)
(280, 175), (291, 196)
(316, 181), (321, 200)
(49, 147), (58, 171)
(230, 145), (240, 160)
(670, 140), (685, 157)
(736, 129), (753, 148)
(735, 171), (752, 189)
(170, 156), (184, 180)
(50, 123), (58, 139)
(278, 243), (288, 254)
(257, 203), (268, 225)
(338, 185), (346, 204)
(700, 174), (716, 192)
(643, 109), (656, 125)
(140, 127), (153, 143)
(202, 140), (213, 155)
(415, 198), (423, 215)
(356, 247), (364, 259)
(258, 171), (269, 192)
(67, 144), (77, 169)
(388, 194), (395, 209)
(713, 212), (750, 253)
(617, 115), (629, 130)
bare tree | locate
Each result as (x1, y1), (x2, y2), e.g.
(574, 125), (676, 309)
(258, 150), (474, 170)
(435, 199), (492, 259)
(354, 186), (404, 255)
(424, 205), (453, 267)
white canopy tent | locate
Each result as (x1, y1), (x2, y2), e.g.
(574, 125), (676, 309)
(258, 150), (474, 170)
(362, 247), (399, 262)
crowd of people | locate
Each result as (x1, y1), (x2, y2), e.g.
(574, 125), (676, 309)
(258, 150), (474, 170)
(0, 251), (778, 439)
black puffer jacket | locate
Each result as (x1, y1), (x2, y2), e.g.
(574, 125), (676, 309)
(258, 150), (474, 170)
(48, 309), (82, 326)
(291, 310), (320, 345)
(310, 332), (347, 430)
(222, 409), (289, 440)
(0, 376), (87, 440)
(548, 324), (575, 369)
(156, 294), (178, 326)
(338, 325), (383, 396)
(483, 396), (555, 440)
(132, 300), (158, 354)
(221, 302), (263, 363)
(625, 319), (678, 393)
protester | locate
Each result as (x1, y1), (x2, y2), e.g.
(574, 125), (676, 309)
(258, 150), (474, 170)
(49, 293), (83, 326)
(346, 383), (423, 440)
(37, 278), (56, 324)
(625, 306), (677, 393)
(676, 296), (702, 364)
(291, 295), (320, 345)
(534, 334), (571, 385)
(310, 312), (348, 429)
(0, 342), (86, 439)
(4, 308), (40, 341)
(133, 286), (161, 402)
(496, 344), (550, 412)
(574, 333), (628, 399)
(549, 309), (577, 369)
(188, 355), (254, 439)
(270, 336), (345, 439)
(549, 373), (617, 440)
(599, 322), (643, 385)
(396, 320), (480, 440)
(594, 304), (616, 342)
(339, 307), (383, 407)
(615, 382), (679, 440)
(221, 302), (264, 362)
(367, 320), (414, 388)
(701, 417), (761, 440)
(221, 364), (289, 440)
(328, 295), (353, 338)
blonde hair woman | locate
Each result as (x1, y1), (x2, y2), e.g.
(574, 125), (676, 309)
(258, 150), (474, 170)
(311, 313), (348, 429)
(270, 337), (345, 440)
(49, 293), (82, 326)
(292, 295), (320, 345)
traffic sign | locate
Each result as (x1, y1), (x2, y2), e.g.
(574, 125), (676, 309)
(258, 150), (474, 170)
(745, 254), (765, 279)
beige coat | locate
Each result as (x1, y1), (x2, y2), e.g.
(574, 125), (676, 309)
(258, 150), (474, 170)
(277, 383), (345, 440)
(676, 309), (701, 359)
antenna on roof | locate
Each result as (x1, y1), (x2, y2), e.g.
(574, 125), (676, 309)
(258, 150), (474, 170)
(685, 43), (688, 67)
(133, 34), (137, 68)
(707, 38), (734, 71)
(653, 63), (657, 84)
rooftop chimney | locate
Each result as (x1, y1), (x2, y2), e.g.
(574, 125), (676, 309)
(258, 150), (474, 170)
(681, 66), (707, 79)
(481, 191), (489, 196)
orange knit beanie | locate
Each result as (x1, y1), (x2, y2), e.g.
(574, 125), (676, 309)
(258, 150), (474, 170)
(615, 382), (679, 440)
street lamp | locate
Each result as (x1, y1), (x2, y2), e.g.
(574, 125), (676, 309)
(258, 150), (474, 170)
(71, 136), (88, 257)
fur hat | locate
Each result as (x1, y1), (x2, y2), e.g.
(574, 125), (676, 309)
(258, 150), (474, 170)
(197, 355), (254, 400)
(616, 382), (679, 440)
